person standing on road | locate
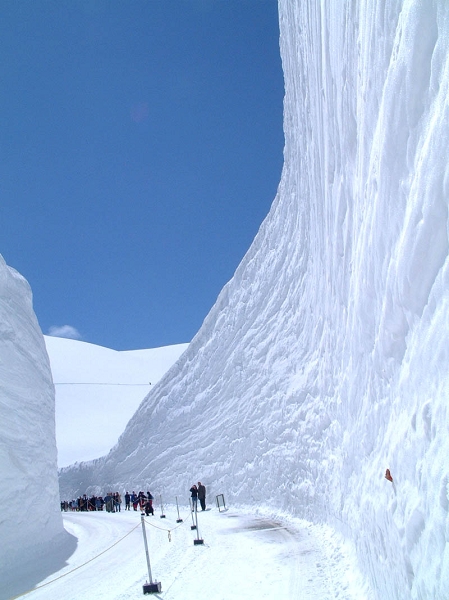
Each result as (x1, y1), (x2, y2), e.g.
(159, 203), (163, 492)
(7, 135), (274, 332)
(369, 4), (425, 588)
(190, 484), (198, 511)
(145, 492), (154, 516)
(197, 482), (206, 511)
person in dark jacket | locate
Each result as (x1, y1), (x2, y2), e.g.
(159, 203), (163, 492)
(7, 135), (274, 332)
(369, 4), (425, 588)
(197, 482), (206, 511)
(125, 492), (130, 510)
(138, 491), (146, 511)
(145, 492), (154, 516)
(190, 484), (198, 512)
(104, 493), (113, 513)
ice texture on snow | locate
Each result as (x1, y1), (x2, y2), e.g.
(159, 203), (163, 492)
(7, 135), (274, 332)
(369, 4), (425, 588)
(59, 1), (449, 598)
(0, 256), (74, 598)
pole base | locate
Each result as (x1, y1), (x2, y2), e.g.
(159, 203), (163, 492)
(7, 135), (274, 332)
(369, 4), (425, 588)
(160, 515), (166, 519)
(190, 525), (197, 530)
(176, 518), (183, 523)
(194, 538), (204, 545)
(143, 582), (162, 594)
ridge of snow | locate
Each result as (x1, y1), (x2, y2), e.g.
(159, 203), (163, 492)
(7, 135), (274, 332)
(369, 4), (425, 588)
(0, 255), (74, 598)
(56, 1), (449, 598)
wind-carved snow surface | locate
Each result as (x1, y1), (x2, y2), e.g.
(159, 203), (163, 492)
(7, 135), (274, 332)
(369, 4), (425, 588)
(60, 2), (449, 598)
(0, 256), (75, 599)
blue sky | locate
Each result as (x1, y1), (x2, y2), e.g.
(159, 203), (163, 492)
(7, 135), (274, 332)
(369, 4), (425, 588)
(1, 1), (284, 350)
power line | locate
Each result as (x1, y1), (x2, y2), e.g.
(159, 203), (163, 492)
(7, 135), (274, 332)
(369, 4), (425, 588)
(54, 382), (151, 386)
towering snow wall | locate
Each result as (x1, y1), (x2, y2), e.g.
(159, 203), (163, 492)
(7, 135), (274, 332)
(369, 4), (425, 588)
(0, 256), (73, 599)
(59, 1), (449, 598)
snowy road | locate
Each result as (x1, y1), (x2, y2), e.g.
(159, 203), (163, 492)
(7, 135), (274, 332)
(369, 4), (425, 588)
(15, 506), (367, 600)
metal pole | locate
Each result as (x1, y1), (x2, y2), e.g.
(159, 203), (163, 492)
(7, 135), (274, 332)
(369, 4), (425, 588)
(140, 513), (153, 584)
(192, 500), (204, 544)
(176, 496), (183, 522)
(194, 501), (200, 540)
(189, 498), (196, 529)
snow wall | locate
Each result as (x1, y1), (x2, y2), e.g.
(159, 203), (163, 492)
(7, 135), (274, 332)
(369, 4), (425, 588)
(0, 255), (74, 599)
(59, 1), (449, 598)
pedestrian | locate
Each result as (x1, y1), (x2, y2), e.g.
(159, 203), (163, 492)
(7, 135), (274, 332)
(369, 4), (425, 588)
(104, 492), (113, 513)
(145, 492), (154, 516)
(197, 481), (206, 511)
(190, 484), (198, 512)
(125, 491), (130, 510)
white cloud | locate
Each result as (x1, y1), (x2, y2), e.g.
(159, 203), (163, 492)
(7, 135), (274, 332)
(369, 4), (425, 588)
(47, 325), (82, 340)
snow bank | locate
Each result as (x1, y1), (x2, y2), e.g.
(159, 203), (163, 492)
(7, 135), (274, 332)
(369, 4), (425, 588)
(59, 2), (449, 598)
(0, 256), (74, 600)
(45, 336), (188, 467)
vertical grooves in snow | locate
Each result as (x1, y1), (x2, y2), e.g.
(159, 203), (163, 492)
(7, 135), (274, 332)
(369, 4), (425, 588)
(60, 2), (449, 599)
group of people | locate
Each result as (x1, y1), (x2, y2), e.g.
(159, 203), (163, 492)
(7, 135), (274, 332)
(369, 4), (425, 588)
(61, 481), (207, 515)
(190, 481), (206, 511)
(124, 491), (154, 515)
(60, 492), (122, 513)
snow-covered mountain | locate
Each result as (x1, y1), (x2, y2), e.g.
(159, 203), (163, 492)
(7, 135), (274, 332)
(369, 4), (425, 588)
(59, 1), (449, 599)
(0, 256), (74, 598)
(44, 336), (188, 467)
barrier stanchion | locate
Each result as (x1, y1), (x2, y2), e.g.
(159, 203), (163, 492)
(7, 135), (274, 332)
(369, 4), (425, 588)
(175, 496), (183, 523)
(189, 498), (196, 530)
(140, 513), (162, 594)
(193, 502), (204, 545)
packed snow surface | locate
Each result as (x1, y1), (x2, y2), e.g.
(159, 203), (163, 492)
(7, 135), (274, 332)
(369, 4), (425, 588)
(60, 1), (449, 598)
(7, 505), (369, 600)
(44, 336), (188, 467)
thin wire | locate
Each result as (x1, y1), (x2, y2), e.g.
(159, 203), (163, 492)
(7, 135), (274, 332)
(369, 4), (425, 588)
(54, 382), (150, 386)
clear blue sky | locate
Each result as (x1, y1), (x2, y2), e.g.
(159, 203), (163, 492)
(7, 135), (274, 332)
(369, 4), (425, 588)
(1, 0), (284, 350)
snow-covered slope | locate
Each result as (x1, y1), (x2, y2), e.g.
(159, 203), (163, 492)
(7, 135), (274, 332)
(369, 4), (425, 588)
(59, 2), (449, 599)
(44, 336), (188, 467)
(0, 256), (74, 599)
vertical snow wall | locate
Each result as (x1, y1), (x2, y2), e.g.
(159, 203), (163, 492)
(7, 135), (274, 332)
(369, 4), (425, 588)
(59, 2), (449, 598)
(0, 256), (72, 599)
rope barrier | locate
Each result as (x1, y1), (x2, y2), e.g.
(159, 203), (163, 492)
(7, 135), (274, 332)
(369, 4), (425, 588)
(10, 506), (196, 598)
(142, 510), (191, 542)
(9, 521), (142, 600)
